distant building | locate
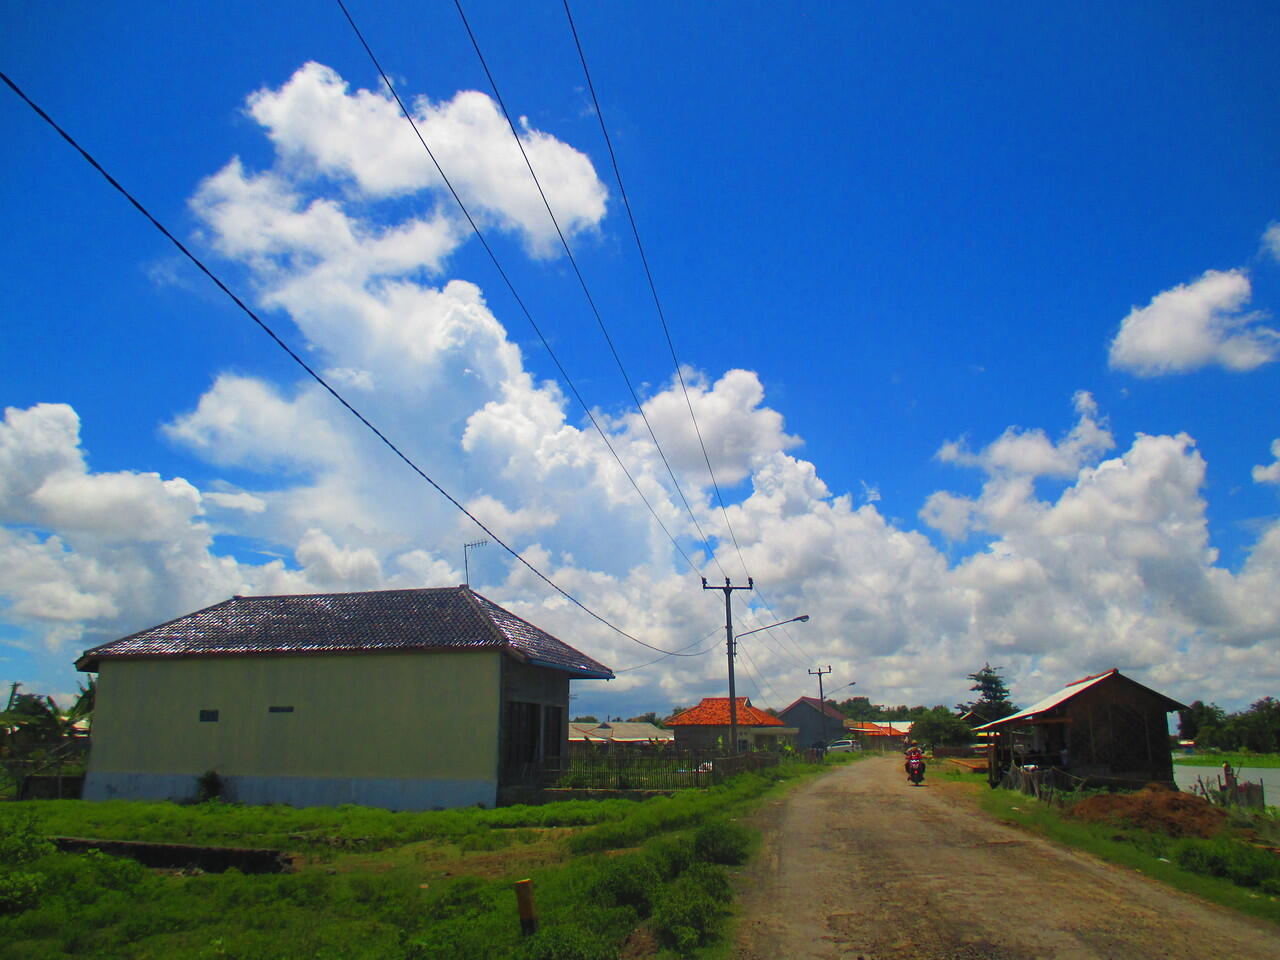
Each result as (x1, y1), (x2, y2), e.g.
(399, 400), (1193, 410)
(75, 586), (612, 810)
(975, 668), (1186, 787)
(568, 720), (674, 751)
(844, 720), (910, 750)
(778, 695), (846, 746)
(665, 697), (796, 752)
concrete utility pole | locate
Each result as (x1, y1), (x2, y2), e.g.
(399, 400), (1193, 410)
(703, 577), (752, 754)
(810, 665), (833, 747)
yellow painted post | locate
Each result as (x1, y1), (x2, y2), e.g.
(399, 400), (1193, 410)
(513, 878), (538, 935)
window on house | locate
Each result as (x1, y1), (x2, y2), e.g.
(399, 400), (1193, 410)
(199, 709), (219, 722)
(268, 705), (294, 714)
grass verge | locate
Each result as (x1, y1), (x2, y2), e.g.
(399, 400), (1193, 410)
(1173, 751), (1280, 769)
(934, 765), (1280, 926)
(0, 756), (857, 959)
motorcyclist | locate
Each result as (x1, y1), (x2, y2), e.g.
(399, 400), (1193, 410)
(904, 740), (925, 780)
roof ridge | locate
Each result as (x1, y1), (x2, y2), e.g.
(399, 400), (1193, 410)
(457, 586), (512, 649)
(225, 586), (456, 602)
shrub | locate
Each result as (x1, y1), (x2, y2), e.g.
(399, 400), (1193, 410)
(1176, 837), (1280, 889)
(681, 862), (731, 904)
(513, 923), (616, 960)
(405, 917), (495, 960)
(644, 835), (694, 879)
(650, 875), (726, 955)
(591, 853), (661, 916)
(0, 811), (53, 866)
(0, 871), (45, 915)
(196, 770), (223, 803)
(692, 818), (751, 865)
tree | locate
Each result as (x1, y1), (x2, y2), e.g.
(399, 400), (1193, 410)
(835, 696), (879, 721)
(1230, 697), (1280, 753)
(626, 711), (665, 727)
(1177, 697), (1280, 752)
(0, 681), (93, 797)
(571, 715), (598, 723)
(958, 664), (1017, 724)
(909, 706), (974, 748)
(1177, 700), (1224, 741)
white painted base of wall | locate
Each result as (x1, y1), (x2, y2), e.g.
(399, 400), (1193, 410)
(83, 772), (498, 811)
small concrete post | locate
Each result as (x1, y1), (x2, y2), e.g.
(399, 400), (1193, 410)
(513, 878), (538, 936)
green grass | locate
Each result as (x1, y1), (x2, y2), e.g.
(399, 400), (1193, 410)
(0, 756), (850, 959)
(11, 796), (637, 855)
(976, 787), (1280, 925)
(1173, 751), (1280, 768)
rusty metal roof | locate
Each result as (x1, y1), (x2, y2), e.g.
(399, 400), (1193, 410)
(74, 586), (613, 679)
(974, 668), (1185, 732)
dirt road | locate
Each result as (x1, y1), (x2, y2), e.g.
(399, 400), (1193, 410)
(734, 755), (1277, 959)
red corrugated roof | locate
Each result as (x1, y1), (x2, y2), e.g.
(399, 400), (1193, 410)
(666, 697), (785, 727)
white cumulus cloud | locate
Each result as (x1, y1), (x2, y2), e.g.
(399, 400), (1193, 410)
(245, 62), (607, 257)
(1253, 439), (1280, 485)
(1108, 269), (1278, 376)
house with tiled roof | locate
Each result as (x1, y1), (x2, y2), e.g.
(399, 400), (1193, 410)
(74, 586), (612, 810)
(844, 720), (910, 749)
(665, 697), (797, 752)
(778, 695), (847, 748)
(568, 721), (674, 748)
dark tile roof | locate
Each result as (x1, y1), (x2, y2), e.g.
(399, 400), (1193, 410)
(75, 587), (613, 679)
(778, 695), (845, 722)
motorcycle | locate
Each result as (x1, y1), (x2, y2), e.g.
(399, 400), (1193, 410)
(906, 755), (926, 786)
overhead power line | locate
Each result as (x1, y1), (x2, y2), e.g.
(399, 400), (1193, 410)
(562, 0), (816, 663)
(736, 640), (783, 707)
(449, 0), (729, 581)
(0, 68), (703, 660)
(333, 0), (704, 582)
(613, 623), (722, 673)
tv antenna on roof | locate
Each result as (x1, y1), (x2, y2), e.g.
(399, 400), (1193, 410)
(463, 539), (489, 587)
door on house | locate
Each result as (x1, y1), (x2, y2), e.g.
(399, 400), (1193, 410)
(502, 701), (564, 783)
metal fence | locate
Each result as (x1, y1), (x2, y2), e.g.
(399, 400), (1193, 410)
(539, 749), (786, 791)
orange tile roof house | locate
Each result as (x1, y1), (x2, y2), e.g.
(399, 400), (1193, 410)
(665, 697), (796, 752)
(844, 720), (911, 747)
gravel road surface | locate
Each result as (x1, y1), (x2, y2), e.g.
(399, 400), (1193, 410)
(734, 755), (1277, 959)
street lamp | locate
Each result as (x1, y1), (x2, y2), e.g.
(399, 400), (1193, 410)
(735, 614), (809, 639)
(731, 614), (810, 753)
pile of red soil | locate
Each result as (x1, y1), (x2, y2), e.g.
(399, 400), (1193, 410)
(1068, 786), (1227, 838)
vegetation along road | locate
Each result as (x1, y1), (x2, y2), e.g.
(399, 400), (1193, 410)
(734, 755), (1276, 960)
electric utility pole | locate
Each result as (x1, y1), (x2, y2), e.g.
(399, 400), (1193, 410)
(810, 665), (833, 749)
(703, 577), (752, 754)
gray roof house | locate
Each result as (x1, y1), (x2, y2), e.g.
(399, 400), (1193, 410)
(75, 586), (612, 810)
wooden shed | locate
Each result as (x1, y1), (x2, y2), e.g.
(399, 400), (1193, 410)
(975, 669), (1186, 788)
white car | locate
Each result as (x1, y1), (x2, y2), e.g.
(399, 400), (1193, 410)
(826, 739), (858, 753)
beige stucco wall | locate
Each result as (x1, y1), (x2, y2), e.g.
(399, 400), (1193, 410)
(89, 650), (501, 782)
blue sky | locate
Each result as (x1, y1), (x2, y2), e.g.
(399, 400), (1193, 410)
(3, 1), (1278, 718)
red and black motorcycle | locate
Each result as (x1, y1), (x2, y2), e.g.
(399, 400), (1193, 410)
(905, 754), (926, 786)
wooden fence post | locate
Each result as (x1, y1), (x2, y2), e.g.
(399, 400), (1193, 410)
(513, 878), (538, 936)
